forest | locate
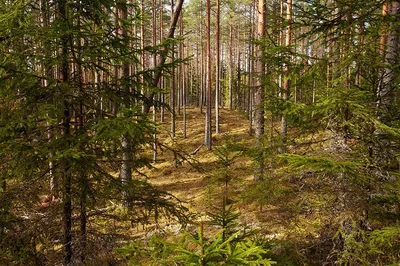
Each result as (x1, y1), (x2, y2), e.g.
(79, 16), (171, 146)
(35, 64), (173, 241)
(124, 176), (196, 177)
(0, 0), (399, 265)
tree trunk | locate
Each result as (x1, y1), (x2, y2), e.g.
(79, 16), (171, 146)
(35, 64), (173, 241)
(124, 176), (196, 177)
(215, 0), (220, 134)
(229, 22), (234, 109)
(159, 0), (165, 123)
(281, 0), (292, 152)
(170, 0), (176, 137)
(377, 0), (399, 124)
(140, 0), (146, 113)
(152, 0), (158, 162)
(119, 0), (133, 207)
(57, 0), (73, 263)
(41, 0), (59, 201)
(205, 0), (212, 150)
(142, 0), (185, 114)
(254, 0), (266, 181)
(76, 8), (87, 264)
(375, 0), (399, 166)
(183, 39), (187, 139)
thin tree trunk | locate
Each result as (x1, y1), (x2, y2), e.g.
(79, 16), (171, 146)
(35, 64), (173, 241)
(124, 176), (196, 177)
(120, 0), (133, 207)
(76, 8), (87, 264)
(254, 0), (266, 181)
(215, 0), (220, 134)
(142, 0), (185, 114)
(178, 12), (184, 116)
(377, 0), (399, 124)
(249, 0), (255, 136)
(159, 0), (165, 122)
(57, 0), (73, 263)
(205, 0), (212, 150)
(140, 0), (146, 113)
(375, 0), (399, 166)
(179, 11), (185, 136)
(281, 0), (292, 151)
(229, 22), (234, 109)
(200, 8), (204, 114)
(41, 0), (58, 201)
(170, 0), (176, 137)
(183, 38), (187, 139)
(237, 50), (241, 109)
(152, 0), (158, 162)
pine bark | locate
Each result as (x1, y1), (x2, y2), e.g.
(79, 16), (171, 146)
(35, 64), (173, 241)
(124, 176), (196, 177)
(57, 0), (72, 262)
(254, 0), (266, 181)
(375, 1), (399, 166)
(377, 0), (399, 124)
(170, 0), (176, 137)
(205, 0), (212, 150)
(281, 0), (292, 151)
(142, 0), (185, 114)
(215, 0), (220, 134)
(153, 0), (158, 162)
(119, 0), (133, 207)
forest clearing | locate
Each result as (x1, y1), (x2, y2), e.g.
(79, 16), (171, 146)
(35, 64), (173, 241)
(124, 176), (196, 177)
(0, 0), (399, 265)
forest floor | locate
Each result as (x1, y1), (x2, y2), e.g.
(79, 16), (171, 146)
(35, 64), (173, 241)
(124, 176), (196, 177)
(145, 106), (254, 210)
(140, 106), (304, 241)
(125, 105), (349, 265)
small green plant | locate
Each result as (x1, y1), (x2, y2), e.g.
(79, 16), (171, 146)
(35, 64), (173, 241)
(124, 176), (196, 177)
(173, 221), (276, 266)
(117, 205), (276, 265)
(207, 202), (241, 242)
(116, 234), (177, 266)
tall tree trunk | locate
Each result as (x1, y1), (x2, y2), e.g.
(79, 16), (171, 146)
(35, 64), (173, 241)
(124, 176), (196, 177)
(254, 0), (266, 181)
(215, 0), (220, 134)
(376, 0), (399, 166)
(170, 0), (176, 137)
(377, 0), (399, 124)
(141, 0), (184, 114)
(249, 0), (256, 136)
(159, 0), (165, 122)
(183, 39), (187, 139)
(281, 0), (292, 151)
(200, 30), (204, 113)
(140, 0), (146, 113)
(58, 0), (72, 261)
(152, 0), (158, 162)
(119, 0), (133, 207)
(178, 12), (183, 116)
(229, 22), (234, 110)
(205, 0), (212, 150)
(179, 11), (185, 135)
(41, 0), (58, 201)
(75, 8), (87, 264)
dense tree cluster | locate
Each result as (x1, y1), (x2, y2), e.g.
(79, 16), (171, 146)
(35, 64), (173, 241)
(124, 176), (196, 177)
(0, 0), (399, 264)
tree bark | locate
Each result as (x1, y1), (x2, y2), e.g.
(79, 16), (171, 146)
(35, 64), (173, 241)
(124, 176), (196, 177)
(375, 1), (399, 166)
(281, 0), (292, 151)
(215, 0), (220, 134)
(204, 0), (212, 150)
(159, 0), (165, 122)
(119, 0), (133, 207)
(170, 0), (176, 137)
(142, 0), (185, 114)
(377, 0), (399, 124)
(254, 0), (266, 181)
(229, 22), (234, 110)
(57, 0), (73, 263)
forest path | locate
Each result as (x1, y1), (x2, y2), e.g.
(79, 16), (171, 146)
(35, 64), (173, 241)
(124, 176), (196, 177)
(143, 106), (254, 211)
(140, 106), (314, 249)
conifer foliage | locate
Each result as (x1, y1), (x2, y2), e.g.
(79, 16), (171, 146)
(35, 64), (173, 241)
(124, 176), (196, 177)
(1, 0), (399, 264)
(0, 0), (186, 264)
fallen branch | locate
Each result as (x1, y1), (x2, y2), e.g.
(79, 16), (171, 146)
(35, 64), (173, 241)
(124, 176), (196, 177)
(189, 144), (203, 156)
